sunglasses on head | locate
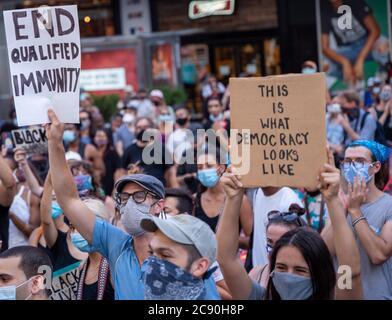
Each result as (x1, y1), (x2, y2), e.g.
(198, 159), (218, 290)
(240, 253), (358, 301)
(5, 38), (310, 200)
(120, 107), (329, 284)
(267, 210), (304, 226)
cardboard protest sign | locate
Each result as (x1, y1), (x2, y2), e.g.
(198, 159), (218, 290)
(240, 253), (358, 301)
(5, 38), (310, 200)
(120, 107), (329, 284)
(49, 261), (82, 300)
(3, 5), (81, 126)
(11, 126), (47, 155)
(230, 73), (327, 189)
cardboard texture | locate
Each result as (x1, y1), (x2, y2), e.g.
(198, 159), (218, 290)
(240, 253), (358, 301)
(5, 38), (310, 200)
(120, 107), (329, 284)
(230, 73), (327, 189)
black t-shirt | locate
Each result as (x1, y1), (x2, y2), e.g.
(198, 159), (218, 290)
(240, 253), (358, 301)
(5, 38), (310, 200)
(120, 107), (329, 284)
(102, 148), (121, 196)
(122, 142), (171, 184)
(0, 205), (10, 252)
(321, 0), (372, 47)
(50, 230), (81, 272)
(194, 192), (220, 232)
(81, 259), (115, 300)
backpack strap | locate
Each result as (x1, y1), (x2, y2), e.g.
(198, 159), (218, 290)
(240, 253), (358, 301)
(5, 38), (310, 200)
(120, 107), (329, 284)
(359, 111), (370, 131)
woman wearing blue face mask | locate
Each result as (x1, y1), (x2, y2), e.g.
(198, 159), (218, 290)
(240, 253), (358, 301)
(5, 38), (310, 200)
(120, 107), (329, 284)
(217, 151), (363, 300)
(369, 84), (392, 144)
(40, 174), (88, 278)
(194, 149), (252, 248)
(249, 204), (306, 288)
(72, 198), (114, 301)
(40, 174), (114, 300)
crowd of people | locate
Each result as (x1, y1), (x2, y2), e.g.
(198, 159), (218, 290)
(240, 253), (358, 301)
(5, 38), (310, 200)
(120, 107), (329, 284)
(0, 69), (391, 300)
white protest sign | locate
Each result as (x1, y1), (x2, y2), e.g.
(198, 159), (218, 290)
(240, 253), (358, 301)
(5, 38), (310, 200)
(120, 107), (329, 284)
(80, 68), (126, 91)
(3, 5), (81, 126)
(12, 126), (48, 155)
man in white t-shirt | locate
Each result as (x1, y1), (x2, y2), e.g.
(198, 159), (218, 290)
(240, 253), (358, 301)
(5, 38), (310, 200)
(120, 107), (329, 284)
(247, 187), (303, 267)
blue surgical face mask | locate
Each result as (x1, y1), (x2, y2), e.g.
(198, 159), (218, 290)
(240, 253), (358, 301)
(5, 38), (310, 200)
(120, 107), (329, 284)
(63, 130), (76, 144)
(70, 232), (90, 252)
(342, 162), (374, 185)
(209, 113), (224, 122)
(197, 168), (220, 188)
(0, 278), (32, 300)
(380, 90), (392, 102)
(271, 271), (313, 300)
(302, 67), (316, 75)
(158, 114), (174, 123)
(373, 86), (381, 95)
(141, 255), (206, 300)
(51, 201), (63, 220)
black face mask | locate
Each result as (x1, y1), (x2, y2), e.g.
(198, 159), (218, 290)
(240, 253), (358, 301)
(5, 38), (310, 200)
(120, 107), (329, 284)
(136, 129), (146, 142)
(341, 106), (358, 119)
(176, 118), (188, 126)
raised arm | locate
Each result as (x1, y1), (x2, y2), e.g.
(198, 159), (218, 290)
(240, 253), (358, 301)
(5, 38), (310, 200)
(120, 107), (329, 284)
(319, 149), (362, 300)
(46, 109), (96, 243)
(0, 152), (17, 207)
(216, 166), (253, 300)
(14, 148), (43, 198)
(40, 174), (58, 248)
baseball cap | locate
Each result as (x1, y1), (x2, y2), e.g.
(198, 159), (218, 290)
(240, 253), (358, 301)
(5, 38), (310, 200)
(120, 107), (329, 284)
(114, 174), (165, 199)
(140, 214), (217, 267)
(65, 151), (82, 162)
(150, 89), (164, 99)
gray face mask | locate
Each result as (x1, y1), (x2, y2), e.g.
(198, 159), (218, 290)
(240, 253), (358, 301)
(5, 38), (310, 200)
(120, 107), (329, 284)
(271, 271), (313, 300)
(120, 199), (151, 237)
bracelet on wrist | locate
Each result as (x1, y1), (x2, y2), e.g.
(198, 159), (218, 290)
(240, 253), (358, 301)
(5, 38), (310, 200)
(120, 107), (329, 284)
(352, 216), (366, 228)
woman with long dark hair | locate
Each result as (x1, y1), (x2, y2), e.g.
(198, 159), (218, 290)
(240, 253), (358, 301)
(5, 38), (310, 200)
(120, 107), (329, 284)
(194, 145), (252, 252)
(249, 204), (306, 288)
(217, 149), (362, 300)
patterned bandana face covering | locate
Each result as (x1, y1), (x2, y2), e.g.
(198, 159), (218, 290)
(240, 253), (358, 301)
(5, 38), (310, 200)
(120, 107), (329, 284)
(141, 256), (206, 300)
(342, 162), (373, 185)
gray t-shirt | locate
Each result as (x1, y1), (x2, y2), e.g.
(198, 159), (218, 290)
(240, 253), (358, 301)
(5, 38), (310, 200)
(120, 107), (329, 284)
(248, 281), (267, 300)
(348, 194), (392, 300)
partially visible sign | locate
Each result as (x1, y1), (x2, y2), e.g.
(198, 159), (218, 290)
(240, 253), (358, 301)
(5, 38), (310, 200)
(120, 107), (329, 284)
(80, 68), (126, 91)
(11, 127), (48, 155)
(49, 261), (82, 300)
(120, 0), (151, 35)
(189, 0), (235, 20)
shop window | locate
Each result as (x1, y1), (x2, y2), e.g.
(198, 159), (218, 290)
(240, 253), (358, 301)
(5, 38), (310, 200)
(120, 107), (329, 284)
(264, 38), (281, 75)
(239, 43), (262, 76)
(18, 0), (116, 38)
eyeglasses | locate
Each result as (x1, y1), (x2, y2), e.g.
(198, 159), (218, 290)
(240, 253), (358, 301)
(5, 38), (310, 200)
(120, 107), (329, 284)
(114, 190), (156, 206)
(340, 159), (376, 170)
(267, 210), (303, 225)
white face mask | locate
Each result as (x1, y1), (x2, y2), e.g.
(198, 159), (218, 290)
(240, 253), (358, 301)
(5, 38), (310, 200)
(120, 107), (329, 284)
(0, 278), (32, 300)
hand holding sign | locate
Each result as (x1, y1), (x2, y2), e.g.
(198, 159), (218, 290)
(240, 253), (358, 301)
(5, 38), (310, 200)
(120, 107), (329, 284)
(318, 147), (340, 201)
(14, 148), (28, 167)
(45, 109), (65, 143)
(221, 166), (244, 200)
